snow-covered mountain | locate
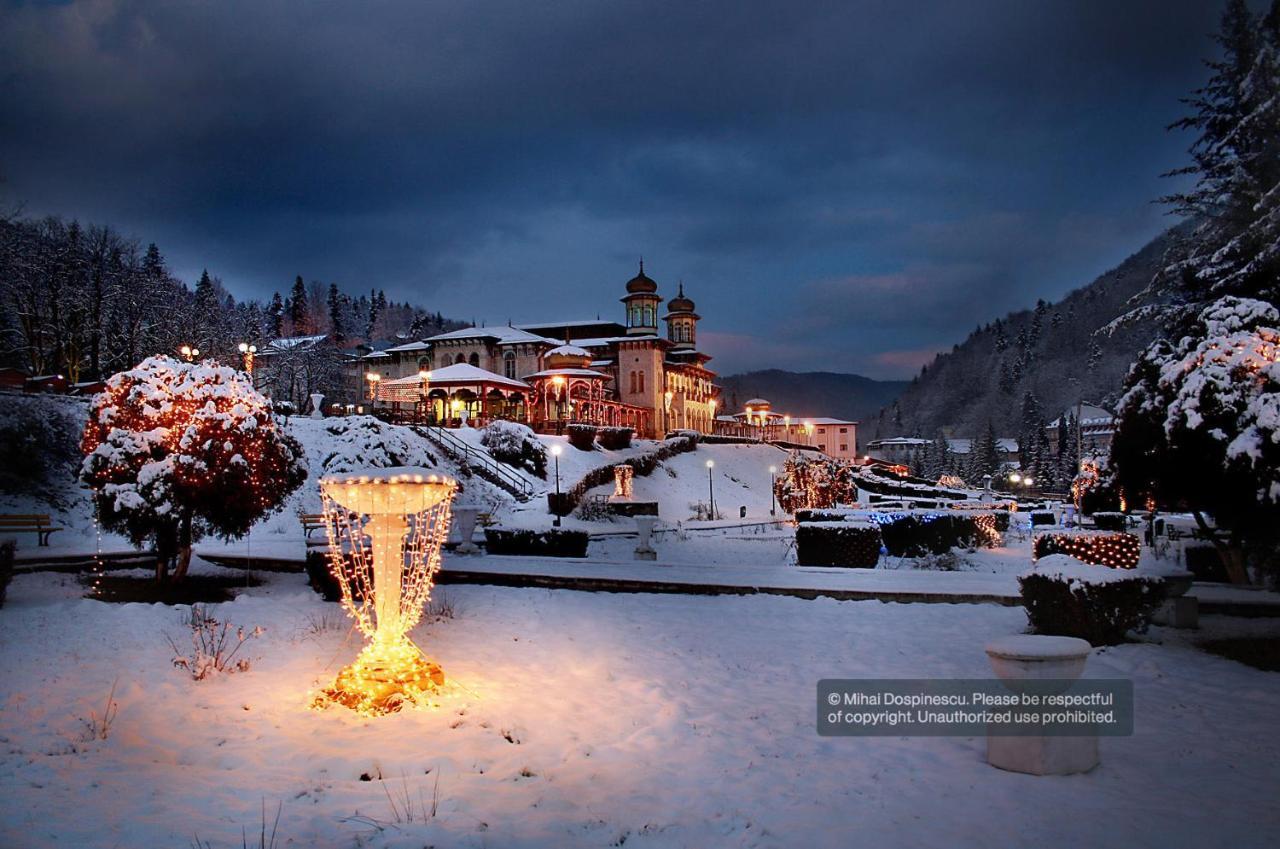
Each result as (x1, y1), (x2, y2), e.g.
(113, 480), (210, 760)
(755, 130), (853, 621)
(865, 226), (1181, 441)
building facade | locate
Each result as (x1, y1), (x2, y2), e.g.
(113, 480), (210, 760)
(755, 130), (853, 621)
(360, 262), (719, 438)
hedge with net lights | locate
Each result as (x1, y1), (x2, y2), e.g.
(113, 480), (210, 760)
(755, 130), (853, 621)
(1033, 530), (1141, 570)
(795, 522), (882, 568)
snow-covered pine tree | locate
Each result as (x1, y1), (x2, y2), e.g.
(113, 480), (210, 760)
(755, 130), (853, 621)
(1157, 0), (1280, 314)
(80, 356), (308, 582)
(1112, 297), (1280, 584)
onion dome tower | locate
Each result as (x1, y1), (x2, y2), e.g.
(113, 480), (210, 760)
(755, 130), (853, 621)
(621, 259), (662, 336)
(663, 281), (699, 350)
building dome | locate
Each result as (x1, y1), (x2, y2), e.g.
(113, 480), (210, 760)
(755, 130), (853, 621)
(625, 259), (658, 294)
(667, 282), (695, 313)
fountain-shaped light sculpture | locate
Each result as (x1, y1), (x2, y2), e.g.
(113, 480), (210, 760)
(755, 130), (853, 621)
(312, 467), (457, 715)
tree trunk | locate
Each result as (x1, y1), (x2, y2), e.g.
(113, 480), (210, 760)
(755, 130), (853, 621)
(171, 512), (194, 584)
(1193, 511), (1249, 585)
(155, 555), (169, 583)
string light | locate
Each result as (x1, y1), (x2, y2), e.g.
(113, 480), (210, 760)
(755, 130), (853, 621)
(613, 465), (634, 499)
(310, 469), (458, 716)
(1033, 531), (1140, 570)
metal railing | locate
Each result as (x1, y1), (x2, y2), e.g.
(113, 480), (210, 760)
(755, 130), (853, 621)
(415, 426), (537, 501)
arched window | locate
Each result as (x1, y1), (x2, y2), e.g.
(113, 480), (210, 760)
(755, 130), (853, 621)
(468, 352), (480, 368)
(642, 306), (653, 326)
(503, 350), (516, 379)
(454, 353), (465, 365)
(637, 371), (645, 393)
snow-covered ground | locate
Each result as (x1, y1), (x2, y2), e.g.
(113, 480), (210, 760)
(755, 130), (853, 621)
(2, 569), (1278, 849)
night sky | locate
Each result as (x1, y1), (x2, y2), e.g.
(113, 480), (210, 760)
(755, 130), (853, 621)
(0, 1), (1226, 378)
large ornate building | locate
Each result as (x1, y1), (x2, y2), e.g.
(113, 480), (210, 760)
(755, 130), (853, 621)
(366, 262), (719, 438)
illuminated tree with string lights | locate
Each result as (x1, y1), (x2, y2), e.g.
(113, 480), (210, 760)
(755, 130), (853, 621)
(1110, 297), (1280, 585)
(81, 355), (307, 582)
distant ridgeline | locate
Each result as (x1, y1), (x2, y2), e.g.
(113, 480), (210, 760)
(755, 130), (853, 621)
(866, 226), (1184, 442)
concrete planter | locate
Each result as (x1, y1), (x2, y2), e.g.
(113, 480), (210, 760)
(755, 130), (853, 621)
(453, 507), (481, 554)
(984, 635), (1098, 775)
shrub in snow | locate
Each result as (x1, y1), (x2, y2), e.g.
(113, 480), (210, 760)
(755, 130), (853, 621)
(556, 435), (698, 514)
(795, 522), (881, 568)
(0, 394), (82, 496)
(1091, 512), (1129, 532)
(794, 508), (856, 523)
(875, 513), (998, 558)
(567, 424), (598, 451)
(305, 549), (370, 603)
(1019, 555), (1165, 645)
(1111, 296), (1280, 584)
(1029, 510), (1056, 526)
(321, 416), (439, 474)
(0, 540), (13, 607)
(80, 356), (308, 582)
(480, 420), (547, 478)
(483, 528), (589, 557)
(166, 604), (264, 680)
(597, 426), (635, 450)
(1033, 530), (1141, 570)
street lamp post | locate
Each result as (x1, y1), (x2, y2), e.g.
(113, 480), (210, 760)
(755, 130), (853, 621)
(706, 459), (716, 519)
(769, 465), (778, 516)
(551, 444), (563, 527)
(237, 342), (257, 376)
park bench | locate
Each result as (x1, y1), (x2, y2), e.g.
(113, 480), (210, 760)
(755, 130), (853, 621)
(0, 514), (63, 547)
(300, 513), (328, 538)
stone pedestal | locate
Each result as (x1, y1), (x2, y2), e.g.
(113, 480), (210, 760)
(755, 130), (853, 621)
(309, 393), (325, 419)
(985, 635), (1098, 776)
(634, 516), (658, 561)
(453, 507), (481, 554)
(1152, 571), (1198, 628)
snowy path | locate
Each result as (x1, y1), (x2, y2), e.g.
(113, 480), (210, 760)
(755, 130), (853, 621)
(1, 573), (1278, 849)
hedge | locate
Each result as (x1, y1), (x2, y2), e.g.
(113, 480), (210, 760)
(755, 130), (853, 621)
(1091, 512), (1128, 531)
(876, 513), (1000, 557)
(567, 424), (597, 451)
(484, 528), (590, 558)
(795, 508), (858, 523)
(1029, 510), (1056, 526)
(1033, 531), (1141, 570)
(1020, 569), (1165, 645)
(557, 435), (697, 514)
(304, 549), (370, 603)
(795, 522), (881, 568)
(597, 426), (635, 450)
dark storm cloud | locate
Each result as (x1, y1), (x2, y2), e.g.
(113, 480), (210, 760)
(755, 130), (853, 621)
(0, 0), (1223, 377)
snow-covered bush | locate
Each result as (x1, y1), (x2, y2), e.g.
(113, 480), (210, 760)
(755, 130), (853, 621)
(81, 356), (308, 582)
(597, 426), (634, 450)
(1091, 512), (1129, 532)
(483, 528), (589, 557)
(0, 394), (83, 498)
(320, 416), (440, 474)
(567, 424), (597, 451)
(1111, 296), (1280, 583)
(1033, 530), (1141, 570)
(1029, 510), (1056, 526)
(480, 420), (547, 478)
(1019, 555), (1165, 645)
(166, 604), (264, 680)
(874, 513), (998, 558)
(795, 522), (881, 568)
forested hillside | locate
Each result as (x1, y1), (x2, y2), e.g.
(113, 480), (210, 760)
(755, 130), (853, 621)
(717, 370), (908, 422)
(866, 226), (1184, 443)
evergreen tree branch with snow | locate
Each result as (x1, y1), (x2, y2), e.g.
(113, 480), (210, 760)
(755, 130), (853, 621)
(80, 356), (308, 582)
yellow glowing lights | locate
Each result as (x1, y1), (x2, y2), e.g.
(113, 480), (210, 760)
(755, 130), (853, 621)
(311, 467), (458, 715)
